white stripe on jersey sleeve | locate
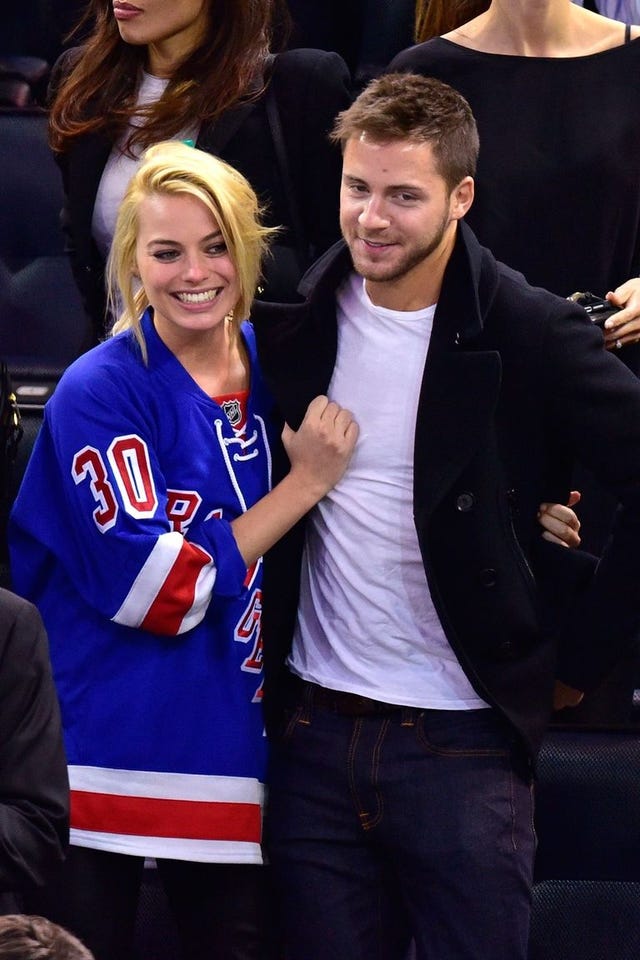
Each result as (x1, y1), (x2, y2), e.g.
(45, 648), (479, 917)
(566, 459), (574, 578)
(112, 530), (216, 634)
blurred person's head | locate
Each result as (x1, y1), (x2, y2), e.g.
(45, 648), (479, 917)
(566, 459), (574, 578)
(0, 915), (93, 960)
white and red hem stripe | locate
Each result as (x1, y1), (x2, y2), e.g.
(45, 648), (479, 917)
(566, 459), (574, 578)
(69, 766), (264, 863)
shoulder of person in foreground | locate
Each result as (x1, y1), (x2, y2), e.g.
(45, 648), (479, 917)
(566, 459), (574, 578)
(0, 590), (68, 894)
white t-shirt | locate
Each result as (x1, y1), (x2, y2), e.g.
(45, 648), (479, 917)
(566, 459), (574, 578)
(289, 272), (488, 710)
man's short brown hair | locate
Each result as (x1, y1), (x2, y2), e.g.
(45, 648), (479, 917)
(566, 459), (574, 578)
(331, 73), (479, 193)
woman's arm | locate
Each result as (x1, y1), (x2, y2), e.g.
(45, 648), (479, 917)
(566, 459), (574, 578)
(232, 395), (357, 566)
(10, 374), (356, 637)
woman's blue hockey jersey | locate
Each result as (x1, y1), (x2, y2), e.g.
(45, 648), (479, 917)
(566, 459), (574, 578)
(10, 313), (275, 863)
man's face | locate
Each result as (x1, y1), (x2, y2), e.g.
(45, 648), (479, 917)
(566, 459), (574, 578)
(339, 135), (470, 310)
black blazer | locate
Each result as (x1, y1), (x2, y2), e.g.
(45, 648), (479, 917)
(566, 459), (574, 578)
(0, 588), (68, 904)
(50, 47), (352, 336)
(252, 222), (640, 759)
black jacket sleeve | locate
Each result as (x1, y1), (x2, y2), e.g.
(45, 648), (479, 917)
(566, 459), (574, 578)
(0, 589), (68, 892)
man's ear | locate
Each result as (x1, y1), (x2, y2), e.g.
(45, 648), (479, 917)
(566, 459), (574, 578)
(449, 176), (475, 221)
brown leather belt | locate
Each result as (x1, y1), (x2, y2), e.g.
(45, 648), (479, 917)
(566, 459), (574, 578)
(300, 678), (404, 717)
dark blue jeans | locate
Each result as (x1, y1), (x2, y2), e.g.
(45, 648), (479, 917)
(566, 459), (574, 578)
(266, 681), (536, 960)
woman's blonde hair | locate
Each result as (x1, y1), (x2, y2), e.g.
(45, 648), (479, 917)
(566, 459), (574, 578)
(107, 141), (276, 359)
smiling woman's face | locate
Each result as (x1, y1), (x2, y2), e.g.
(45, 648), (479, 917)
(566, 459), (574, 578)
(134, 191), (240, 354)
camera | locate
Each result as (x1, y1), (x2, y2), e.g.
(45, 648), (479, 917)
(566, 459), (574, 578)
(567, 291), (621, 328)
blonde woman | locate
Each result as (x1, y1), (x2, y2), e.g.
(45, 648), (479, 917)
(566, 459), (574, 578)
(9, 141), (357, 960)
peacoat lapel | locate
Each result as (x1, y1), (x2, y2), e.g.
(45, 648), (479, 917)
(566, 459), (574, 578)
(413, 223), (502, 520)
(254, 227), (503, 518)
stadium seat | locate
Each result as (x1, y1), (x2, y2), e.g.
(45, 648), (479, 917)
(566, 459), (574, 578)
(134, 861), (182, 960)
(529, 727), (640, 959)
(0, 107), (93, 370)
(0, 107), (94, 584)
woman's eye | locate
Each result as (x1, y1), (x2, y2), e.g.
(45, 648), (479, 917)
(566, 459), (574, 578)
(207, 243), (227, 256)
(153, 249), (179, 262)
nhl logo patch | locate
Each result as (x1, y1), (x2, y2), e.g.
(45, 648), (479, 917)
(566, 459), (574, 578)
(221, 398), (242, 428)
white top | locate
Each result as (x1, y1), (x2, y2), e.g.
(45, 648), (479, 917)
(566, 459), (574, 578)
(289, 272), (488, 710)
(92, 73), (199, 259)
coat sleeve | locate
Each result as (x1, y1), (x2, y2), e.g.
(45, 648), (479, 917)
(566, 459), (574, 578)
(537, 297), (640, 691)
(0, 590), (68, 892)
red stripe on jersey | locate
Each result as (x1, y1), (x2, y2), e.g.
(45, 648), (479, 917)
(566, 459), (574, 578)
(71, 791), (261, 842)
(141, 540), (212, 634)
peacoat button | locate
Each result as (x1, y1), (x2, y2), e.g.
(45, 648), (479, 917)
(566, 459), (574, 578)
(456, 492), (475, 512)
(480, 568), (497, 588)
(499, 639), (514, 655)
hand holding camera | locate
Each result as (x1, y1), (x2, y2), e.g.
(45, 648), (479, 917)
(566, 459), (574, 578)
(567, 291), (621, 328)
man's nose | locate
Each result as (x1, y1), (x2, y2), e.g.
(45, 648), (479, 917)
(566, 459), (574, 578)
(358, 196), (390, 229)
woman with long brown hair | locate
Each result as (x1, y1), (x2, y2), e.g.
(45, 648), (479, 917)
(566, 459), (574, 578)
(48, 0), (351, 339)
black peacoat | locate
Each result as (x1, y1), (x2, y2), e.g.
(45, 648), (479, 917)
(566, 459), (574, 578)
(0, 588), (68, 909)
(252, 221), (640, 759)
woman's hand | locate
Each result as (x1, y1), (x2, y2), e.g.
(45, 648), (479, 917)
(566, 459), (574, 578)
(282, 395), (359, 501)
(538, 490), (581, 548)
(603, 277), (640, 350)
(231, 396), (358, 567)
